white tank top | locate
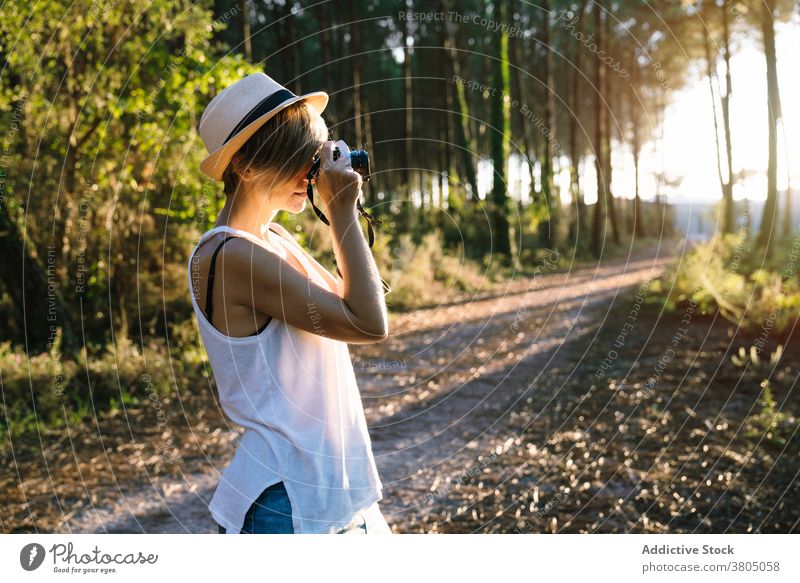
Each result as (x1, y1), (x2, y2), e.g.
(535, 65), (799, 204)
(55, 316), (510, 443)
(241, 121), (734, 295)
(186, 223), (383, 534)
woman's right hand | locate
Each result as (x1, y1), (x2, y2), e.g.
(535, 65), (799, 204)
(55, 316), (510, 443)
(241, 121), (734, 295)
(315, 140), (363, 215)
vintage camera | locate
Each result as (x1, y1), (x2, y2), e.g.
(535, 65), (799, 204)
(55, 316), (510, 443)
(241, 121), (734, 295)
(303, 143), (389, 293)
(308, 146), (371, 182)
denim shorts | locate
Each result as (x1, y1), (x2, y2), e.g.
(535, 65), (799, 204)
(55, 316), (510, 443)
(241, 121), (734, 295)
(217, 482), (389, 534)
(218, 481), (294, 534)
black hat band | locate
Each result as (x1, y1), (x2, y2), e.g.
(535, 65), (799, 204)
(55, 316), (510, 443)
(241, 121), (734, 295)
(223, 88), (297, 144)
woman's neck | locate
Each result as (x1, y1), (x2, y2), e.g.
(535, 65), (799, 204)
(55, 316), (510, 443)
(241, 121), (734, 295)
(215, 186), (279, 239)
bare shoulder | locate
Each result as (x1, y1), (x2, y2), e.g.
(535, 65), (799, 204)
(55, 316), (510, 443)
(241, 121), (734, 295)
(214, 235), (279, 270)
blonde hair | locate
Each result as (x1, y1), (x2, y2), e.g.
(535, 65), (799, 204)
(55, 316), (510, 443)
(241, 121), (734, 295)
(223, 101), (329, 196)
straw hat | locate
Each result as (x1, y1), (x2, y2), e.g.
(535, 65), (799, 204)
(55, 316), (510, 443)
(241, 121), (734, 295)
(197, 72), (329, 181)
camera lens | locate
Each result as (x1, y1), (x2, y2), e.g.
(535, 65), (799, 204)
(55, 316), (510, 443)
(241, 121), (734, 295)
(349, 150), (370, 181)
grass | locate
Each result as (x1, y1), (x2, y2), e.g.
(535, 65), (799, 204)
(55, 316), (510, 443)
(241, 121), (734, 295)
(0, 326), (196, 454)
(731, 344), (798, 449)
(745, 380), (797, 448)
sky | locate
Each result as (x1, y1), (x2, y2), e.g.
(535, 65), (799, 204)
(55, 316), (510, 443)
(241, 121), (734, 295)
(583, 19), (800, 204)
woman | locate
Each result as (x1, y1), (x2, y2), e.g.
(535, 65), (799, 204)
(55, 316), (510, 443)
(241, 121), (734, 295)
(188, 73), (391, 534)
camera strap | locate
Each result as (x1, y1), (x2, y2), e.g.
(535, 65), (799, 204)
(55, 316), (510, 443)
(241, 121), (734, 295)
(306, 182), (392, 294)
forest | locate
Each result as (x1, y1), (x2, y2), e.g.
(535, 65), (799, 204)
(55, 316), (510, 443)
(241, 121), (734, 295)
(0, 0), (798, 534)
(0, 0), (796, 353)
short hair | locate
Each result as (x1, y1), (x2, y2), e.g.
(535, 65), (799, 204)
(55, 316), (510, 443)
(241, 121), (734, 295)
(222, 100), (329, 197)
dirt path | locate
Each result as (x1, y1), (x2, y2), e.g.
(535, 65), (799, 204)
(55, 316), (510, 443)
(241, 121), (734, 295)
(64, 241), (677, 533)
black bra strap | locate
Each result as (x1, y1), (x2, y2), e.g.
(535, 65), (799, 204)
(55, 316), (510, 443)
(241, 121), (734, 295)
(205, 232), (274, 336)
(205, 235), (237, 327)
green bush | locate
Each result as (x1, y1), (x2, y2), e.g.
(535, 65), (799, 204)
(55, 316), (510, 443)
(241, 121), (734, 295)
(375, 229), (488, 310)
(657, 232), (800, 331)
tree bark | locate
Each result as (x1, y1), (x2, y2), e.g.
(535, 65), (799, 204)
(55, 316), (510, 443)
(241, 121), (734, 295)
(602, 11), (620, 245)
(400, 0), (414, 228)
(702, 0), (735, 235)
(591, 2), (605, 258)
(490, 0), (512, 261)
(349, 1), (363, 148)
(438, 0), (455, 223)
(628, 52), (646, 239)
(756, 0), (782, 256)
(509, 0), (535, 204)
(539, 0), (558, 248)
(720, 0), (735, 234)
(568, 1), (588, 244)
(240, 0), (252, 63)
(633, 144), (645, 239)
(444, 1), (480, 202)
(283, 1), (299, 92)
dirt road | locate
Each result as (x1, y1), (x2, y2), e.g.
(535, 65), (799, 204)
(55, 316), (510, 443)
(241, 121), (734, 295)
(65, 241), (677, 533)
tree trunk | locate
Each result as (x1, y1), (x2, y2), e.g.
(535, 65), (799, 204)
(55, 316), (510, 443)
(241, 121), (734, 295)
(362, 87), (380, 211)
(633, 146), (645, 239)
(539, 0), (558, 248)
(756, 0), (782, 256)
(240, 0), (252, 63)
(509, 0), (535, 204)
(445, 2), (480, 202)
(346, 1), (381, 213)
(400, 0), (414, 229)
(602, 12), (620, 245)
(282, 1), (299, 92)
(438, 0), (455, 223)
(629, 55), (645, 239)
(442, 40), (458, 213)
(720, 0), (735, 234)
(349, 1), (363, 148)
(568, 1), (588, 244)
(490, 0), (512, 262)
(703, 0), (736, 235)
(591, 2), (605, 257)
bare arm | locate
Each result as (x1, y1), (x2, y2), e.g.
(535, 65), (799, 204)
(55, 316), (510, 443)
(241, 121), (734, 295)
(314, 139), (389, 337)
(328, 204), (388, 338)
(223, 139), (388, 343)
(222, 237), (387, 344)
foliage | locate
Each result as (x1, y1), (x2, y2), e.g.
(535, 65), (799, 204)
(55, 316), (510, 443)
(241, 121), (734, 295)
(656, 232), (800, 331)
(745, 379), (798, 448)
(371, 228), (489, 310)
(0, 0), (253, 349)
(0, 0), (790, 359)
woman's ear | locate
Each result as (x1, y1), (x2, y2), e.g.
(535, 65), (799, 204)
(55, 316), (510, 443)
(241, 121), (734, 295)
(239, 166), (254, 182)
